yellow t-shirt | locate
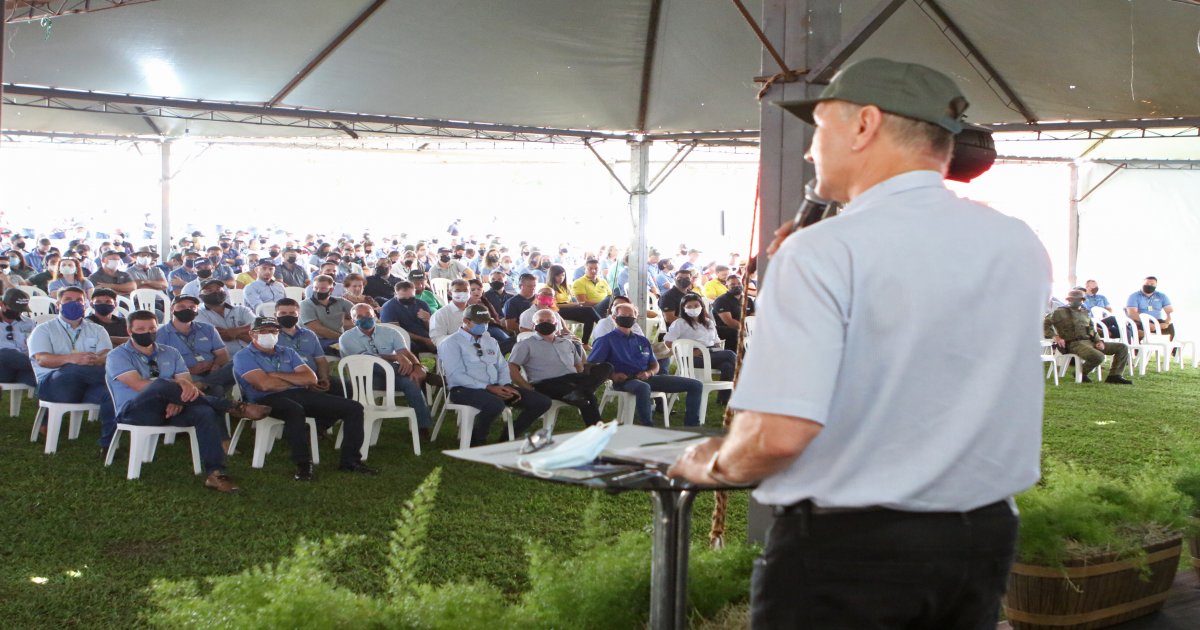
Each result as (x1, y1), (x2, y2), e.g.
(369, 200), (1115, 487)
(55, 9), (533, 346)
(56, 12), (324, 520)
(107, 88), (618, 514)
(544, 283), (574, 305)
(702, 279), (729, 300)
(572, 276), (612, 304)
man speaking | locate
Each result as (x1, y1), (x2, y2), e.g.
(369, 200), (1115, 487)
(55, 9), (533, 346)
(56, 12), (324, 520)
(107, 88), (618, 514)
(668, 59), (1051, 628)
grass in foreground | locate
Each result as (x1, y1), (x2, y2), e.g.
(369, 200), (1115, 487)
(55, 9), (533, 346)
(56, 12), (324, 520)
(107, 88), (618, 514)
(2, 365), (1199, 628)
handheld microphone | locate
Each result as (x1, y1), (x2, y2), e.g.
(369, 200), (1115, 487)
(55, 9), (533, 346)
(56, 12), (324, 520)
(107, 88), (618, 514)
(792, 179), (838, 231)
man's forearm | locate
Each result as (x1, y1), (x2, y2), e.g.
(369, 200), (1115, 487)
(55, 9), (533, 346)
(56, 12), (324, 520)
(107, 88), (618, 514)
(307, 322), (340, 339)
(715, 411), (821, 484)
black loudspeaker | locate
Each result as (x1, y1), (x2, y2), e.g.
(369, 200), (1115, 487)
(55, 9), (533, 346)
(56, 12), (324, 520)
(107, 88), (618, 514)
(947, 122), (996, 183)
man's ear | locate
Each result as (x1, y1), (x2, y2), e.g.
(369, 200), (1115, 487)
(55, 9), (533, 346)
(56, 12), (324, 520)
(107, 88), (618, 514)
(852, 105), (885, 152)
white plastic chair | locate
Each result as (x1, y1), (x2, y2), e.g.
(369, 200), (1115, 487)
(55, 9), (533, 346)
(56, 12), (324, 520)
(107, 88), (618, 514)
(226, 288), (245, 306)
(0, 382), (34, 416)
(378, 322), (411, 349)
(599, 381), (673, 426)
(1040, 340), (1060, 386)
(429, 278), (452, 305)
(670, 339), (733, 423)
(1127, 313), (1166, 375)
(131, 288), (165, 311)
(104, 424), (201, 480)
(1140, 314), (1193, 371)
(226, 385), (321, 467)
(284, 286), (306, 302)
(337, 355), (421, 457)
(116, 295), (136, 314)
(516, 331), (537, 342)
(32, 313), (57, 324)
(255, 301), (277, 317)
(429, 361), (514, 450)
(12, 285), (48, 298)
(27, 296), (55, 317)
(30, 400), (100, 453)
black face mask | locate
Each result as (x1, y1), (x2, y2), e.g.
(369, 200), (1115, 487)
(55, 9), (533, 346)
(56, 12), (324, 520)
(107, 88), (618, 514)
(1143, 284), (1156, 294)
(534, 322), (557, 336)
(173, 309), (197, 323)
(277, 315), (299, 329)
(131, 331), (156, 347)
(3, 308), (21, 320)
(314, 290), (331, 301)
(376, 266), (390, 276)
(540, 261), (552, 270)
(728, 285), (743, 296)
(286, 255), (298, 264)
(614, 315), (637, 329)
(676, 278), (692, 289)
(201, 292), (225, 307)
(486, 257), (499, 266)
(398, 297), (416, 304)
(93, 303), (116, 316)
(197, 269), (213, 279)
(269, 250), (280, 258)
(489, 281), (505, 292)
(439, 254), (452, 263)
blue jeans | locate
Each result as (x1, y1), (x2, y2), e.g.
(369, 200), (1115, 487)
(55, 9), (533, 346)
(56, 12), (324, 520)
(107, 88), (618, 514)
(0, 348), (37, 388)
(118, 379), (230, 474)
(371, 364), (433, 428)
(614, 374), (703, 426)
(38, 364), (117, 448)
(487, 325), (515, 354)
(449, 385), (551, 447)
(192, 361), (235, 400)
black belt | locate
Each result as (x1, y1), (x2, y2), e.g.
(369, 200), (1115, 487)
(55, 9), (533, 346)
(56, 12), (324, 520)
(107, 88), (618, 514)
(772, 499), (1008, 518)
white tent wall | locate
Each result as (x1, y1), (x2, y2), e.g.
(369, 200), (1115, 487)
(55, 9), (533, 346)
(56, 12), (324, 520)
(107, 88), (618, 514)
(1074, 164), (1200, 326)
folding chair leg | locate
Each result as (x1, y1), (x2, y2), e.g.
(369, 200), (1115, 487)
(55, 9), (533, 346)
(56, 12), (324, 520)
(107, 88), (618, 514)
(188, 431), (202, 474)
(126, 433), (145, 480)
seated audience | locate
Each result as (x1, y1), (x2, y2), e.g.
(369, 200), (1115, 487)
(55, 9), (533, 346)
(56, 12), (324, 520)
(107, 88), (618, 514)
(502, 273), (538, 332)
(380, 281), (436, 354)
(197, 280), (256, 356)
(0, 289), (37, 388)
(337, 303), (433, 436)
(243, 259), (287, 311)
(710, 274), (754, 351)
(85, 288), (129, 346)
(48, 257), (94, 299)
(1046, 289), (1132, 384)
(664, 293), (736, 404)
(157, 295), (236, 400)
(300, 274), (353, 353)
(1126, 276), (1176, 341)
(508, 308), (613, 426)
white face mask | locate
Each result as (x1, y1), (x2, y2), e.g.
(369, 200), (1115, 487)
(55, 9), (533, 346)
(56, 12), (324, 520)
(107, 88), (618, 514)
(517, 421), (619, 477)
(684, 307), (703, 318)
(104, 260), (121, 271)
(255, 333), (278, 350)
(60, 264), (77, 274)
(136, 256), (151, 267)
(451, 291), (470, 303)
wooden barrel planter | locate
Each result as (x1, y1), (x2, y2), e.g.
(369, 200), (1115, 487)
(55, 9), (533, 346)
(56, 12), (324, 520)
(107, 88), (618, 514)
(1190, 533), (1200, 581)
(1003, 535), (1182, 630)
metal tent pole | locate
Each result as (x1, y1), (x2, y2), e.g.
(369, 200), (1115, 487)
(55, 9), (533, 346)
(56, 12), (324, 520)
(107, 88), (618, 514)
(1068, 162), (1079, 288)
(629, 140), (651, 331)
(160, 140), (172, 255)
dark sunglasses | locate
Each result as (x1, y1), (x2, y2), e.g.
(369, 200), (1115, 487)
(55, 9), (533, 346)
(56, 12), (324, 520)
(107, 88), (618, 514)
(472, 341), (483, 358)
(5, 324), (13, 341)
(520, 429), (555, 455)
(147, 357), (160, 379)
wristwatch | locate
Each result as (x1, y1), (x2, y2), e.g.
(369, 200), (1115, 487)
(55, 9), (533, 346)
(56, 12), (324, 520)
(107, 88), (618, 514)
(705, 450), (742, 486)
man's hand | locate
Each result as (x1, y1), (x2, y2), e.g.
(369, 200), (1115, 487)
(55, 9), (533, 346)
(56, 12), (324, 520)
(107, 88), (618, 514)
(409, 364), (426, 384)
(1053, 336), (1065, 350)
(312, 377), (331, 392)
(178, 379), (201, 402)
(165, 403), (183, 418)
(1095, 341), (1105, 351)
(416, 310), (431, 321)
(765, 224), (795, 257)
(635, 370), (651, 381)
(189, 360), (213, 375)
(395, 360), (413, 376)
(487, 384), (520, 400)
(611, 372), (629, 384)
(667, 438), (724, 484)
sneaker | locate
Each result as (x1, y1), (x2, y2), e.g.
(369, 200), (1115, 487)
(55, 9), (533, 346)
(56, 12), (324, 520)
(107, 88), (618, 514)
(205, 472), (240, 493)
(338, 461), (380, 475)
(294, 462), (315, 481)
(230, 401), (271, 421)
(1105, 375), (1134, 385)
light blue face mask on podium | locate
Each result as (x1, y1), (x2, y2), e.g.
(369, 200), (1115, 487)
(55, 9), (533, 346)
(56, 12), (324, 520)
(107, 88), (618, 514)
(517, 421), (619, 477)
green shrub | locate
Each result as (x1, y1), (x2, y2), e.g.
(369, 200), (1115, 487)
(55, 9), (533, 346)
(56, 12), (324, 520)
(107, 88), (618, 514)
(1015, 462), (1190, 572)
(146, 470), (756, 629)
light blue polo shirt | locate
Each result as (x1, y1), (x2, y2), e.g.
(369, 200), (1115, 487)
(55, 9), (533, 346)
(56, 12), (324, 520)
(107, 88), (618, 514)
(0, 316), (36, 353)
(105, 342), (189, 417)
(196, 304), (256, 355)
(278, 326), (323, 371)
(27, 317), (113, 382)
(243, 279), (287, 310)
(437, 328), (509, 389)
(47, 278), (94, 296)
(232, 344), (308, 402)
(1083, 293), (1110, 311)
(1126, 291), (1171, 319)
(155, 320), (225, 367)
(338, 325), (408, 358)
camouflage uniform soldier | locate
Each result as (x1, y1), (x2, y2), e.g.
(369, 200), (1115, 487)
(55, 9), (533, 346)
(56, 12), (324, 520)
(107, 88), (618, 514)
(1044, 289), (1132, 384)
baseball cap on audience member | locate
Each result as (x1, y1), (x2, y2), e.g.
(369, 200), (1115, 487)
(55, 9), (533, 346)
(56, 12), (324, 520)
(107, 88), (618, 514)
(464, 304), (492, 323)
(2, 288), (29, 313)
(408, 269), (426, 280)
(251, 316), (280, 331)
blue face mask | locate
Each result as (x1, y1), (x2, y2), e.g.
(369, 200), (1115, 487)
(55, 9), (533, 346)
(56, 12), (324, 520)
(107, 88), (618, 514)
(355, 317), (375, 331)
(61, 300), (86, 321)
(468, 322), (488, 336)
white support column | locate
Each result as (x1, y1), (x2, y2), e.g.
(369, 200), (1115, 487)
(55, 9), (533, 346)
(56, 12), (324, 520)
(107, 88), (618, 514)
(160, 140), (172, 255)
(1067, 162), (1080, 288)
(628, 140), (651, 331)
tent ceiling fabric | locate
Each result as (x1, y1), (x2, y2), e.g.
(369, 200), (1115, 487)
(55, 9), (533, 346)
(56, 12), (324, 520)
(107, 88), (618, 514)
(3, 0), (1200, 139)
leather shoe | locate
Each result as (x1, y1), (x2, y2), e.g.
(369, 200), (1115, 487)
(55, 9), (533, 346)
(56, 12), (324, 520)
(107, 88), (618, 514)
(1105, 375), (1134, 385)
(98, 446), (108, 460)
(205, 472), (240, 493)
(561, 390), (589, 405)
(418, 427), (433, 442)
(294, 462), (315, 481)
(230, 401), (271, 421)
(338, 461), (380, 475)
(1080, 375), (1092, 383)
(424, 374), (444, 388)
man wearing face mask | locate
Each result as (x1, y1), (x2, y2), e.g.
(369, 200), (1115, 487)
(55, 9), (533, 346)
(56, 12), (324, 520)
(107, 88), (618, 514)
(276, 248), (310, 288)
(27, 287), (117, 455)
(502, 274), (538, 333)
(408, 270), (442, 313)
(196, 280), (256, 356)
(300, 275), (354, 354)
(659, 269), (696, 326)
(107, 310), (269, 493)
(274, 298), (341, 397)
(508, 309), (613, 426)
(338, 303), (433, 438)
(588, 303), (704, 426)
(364, 260), (399, 304)
(1081, 279), (1121, 339)
(380, 281), (436, 355)
(711, 275), (755, 352)
(438, 304), (552, 447)
(1045, 290), (1132, 384)
(89, 250), (136, 298)
(429, 247), (473, 282)
(243, 260), (287, 312)
(168, 251), (199, 297)
(127, 248), (169, 293)
(484, 271), (514, 317)
(429, 279), (475, 347)
(702, 266), (732, 301)
(519, 287), (570, 334)
(1126, 276), (1177, 342)
(234, 317), (377, 480)
(180, 258), (218, 298)
(0, 289), (37, 389)
(85, 288), (129, 346)
(26, 238), (52, 273)
(204, 246), (236, 289)
(157, 295), (237, 400)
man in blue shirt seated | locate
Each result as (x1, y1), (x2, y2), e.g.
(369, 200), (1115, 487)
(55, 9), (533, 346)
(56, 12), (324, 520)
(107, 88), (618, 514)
(157, 295), (236, 402)
(1126, 275), (1177, 341)
(106, 310), (269, 493)
(588, 303), (704, 426)
(339, 303), (434, 438)
(27, 286), (117, 455)
(437, 304), (551, 447)
(1082, 279), (1121, 339)
(501, 273), (538, 333)
(273, 298), (343, 397)
(380, 281), (436, 354)
(0, 289), (37, 388)
(233, 316), (376, 481)
(242, 259), (287, 312)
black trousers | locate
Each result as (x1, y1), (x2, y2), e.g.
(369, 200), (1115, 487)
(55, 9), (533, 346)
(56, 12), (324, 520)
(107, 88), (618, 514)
(715, 324), (740, 352)
(557, 305), (600, 343)
(257, 389), (365, 466)
(751, 500), (1017, 629)
(530, 362), (613, 426)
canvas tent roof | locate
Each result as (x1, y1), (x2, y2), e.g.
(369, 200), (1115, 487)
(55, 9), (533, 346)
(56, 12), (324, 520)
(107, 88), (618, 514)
(3, 0), (1200, 148)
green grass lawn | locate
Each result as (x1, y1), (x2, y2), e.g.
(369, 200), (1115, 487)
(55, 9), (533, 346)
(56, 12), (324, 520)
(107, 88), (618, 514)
(2, 365), (1198, 629)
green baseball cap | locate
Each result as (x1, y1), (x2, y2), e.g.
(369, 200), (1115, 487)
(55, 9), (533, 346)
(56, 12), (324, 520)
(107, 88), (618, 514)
(777, 58), (969, 134)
